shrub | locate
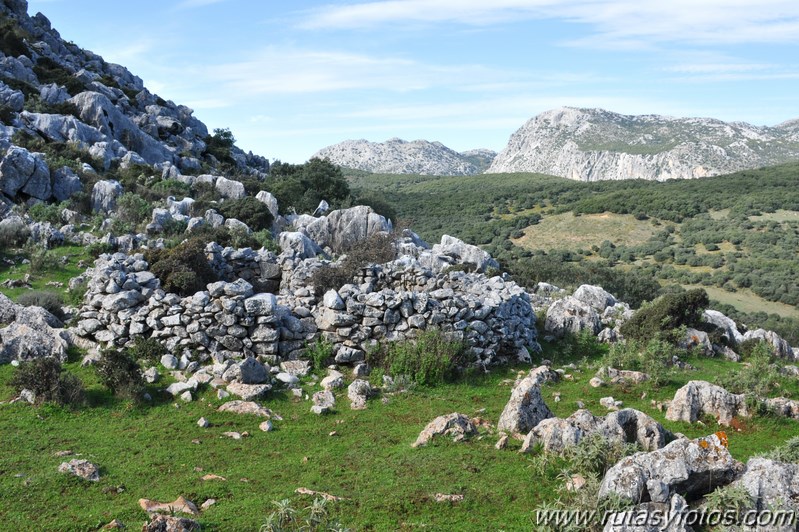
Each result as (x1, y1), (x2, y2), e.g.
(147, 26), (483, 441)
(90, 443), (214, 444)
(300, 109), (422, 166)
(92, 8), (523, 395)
(368, 329), (468, 386)
(145, 237), (218, 296)
(203, 127), (236, 164)
(0, 220), (30, 248)
(95, 350), (145, 400)
(600, 339), (673, 386)
(218, 196), (274, 231)
(310, 232), (398, 295)
(33, 56), (86, 95)
(10, 358), (84, 406)
(619, 288), (709, 342)
(27, 201), (65, 225)
(717, 341), (781, 399)
(761, 436), (799, 463)
(126, 336), (167, 366)
(269, 157), (351, 215)
(306, 338), (334, 370)
(263, 497), (349, 532)
(26, 244), (62, 275)
(16, 290), (65, 321)
(114, 192), (151, 230)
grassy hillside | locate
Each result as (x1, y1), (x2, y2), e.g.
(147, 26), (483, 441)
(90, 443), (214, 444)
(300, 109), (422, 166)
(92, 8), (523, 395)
(348, 163), (799, 340)
(2, 338), (798, 530)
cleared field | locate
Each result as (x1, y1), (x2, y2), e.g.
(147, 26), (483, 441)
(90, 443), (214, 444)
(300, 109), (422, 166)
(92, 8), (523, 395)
(750, 209), (799, 222)
(684, 284), (799, 319)
(512, 212), (659, 250)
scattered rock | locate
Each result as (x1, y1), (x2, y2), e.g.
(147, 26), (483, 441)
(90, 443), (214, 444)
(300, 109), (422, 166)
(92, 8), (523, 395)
(142, 515), (201, 532)
(259, 420), (274, 432)
(347, 379), (371, 410)
(217, 400), (274, 418)
(433, 493), (464, 503)
(497, 372), (553, 436)
(311, 390), (335, 415)
(197, 417), (209, 428)
(665, 380), (748, 426)
(412, 413), (477, 448)
(598, 433), (741, 503)
(58, 459), (100, 482)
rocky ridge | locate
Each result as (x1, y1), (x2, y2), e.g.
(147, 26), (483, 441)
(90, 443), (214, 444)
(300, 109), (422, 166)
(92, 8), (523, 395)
(487, 106), (799, 181)
(313, 138), (496, 176)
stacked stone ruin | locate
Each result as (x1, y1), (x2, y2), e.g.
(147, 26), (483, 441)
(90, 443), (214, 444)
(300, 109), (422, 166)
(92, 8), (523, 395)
(73, 242), (539, 370)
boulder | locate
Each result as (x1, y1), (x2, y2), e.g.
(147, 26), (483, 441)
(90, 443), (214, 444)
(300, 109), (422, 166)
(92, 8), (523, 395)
(217, 400), (274, 417)
(321, 370), (345, 390)
(58, 459), (100, 482)
(412, 412), (478, 447)
(703, 309), (744, 345)
(91, 179), (123, 214)
(665, 380), (748, 426)
(243, 293), (277, 316)
(311, 390), (335, 414)
(572, 284), (617, 312)
(226, 382), (271, 401)
(255, 190), (279, 219)
(301, 205), (392, 253)
(0, 322), (69, 363)
(544, 296), (601, 338)
(347, 379), (371, 410)
(743, 329), (794, 360)
(214, 176), (246, 199)
(51, 166), (82, 202)
(599, 367), (649, 386)
(497, 373), (553, 435)
(0, 146), (51, 200)
(521, 408), (671, 454)
(732, 457), (799, 522)
(602, 494), (692, 532)
(599, 433), (741, 503)
(278, 231), (323, 259)
(142, 515), (201, 532)
(429, 234), (499, 273)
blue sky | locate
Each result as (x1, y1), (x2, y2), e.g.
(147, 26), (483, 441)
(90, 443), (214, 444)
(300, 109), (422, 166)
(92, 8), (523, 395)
(28, 0), (799, 163)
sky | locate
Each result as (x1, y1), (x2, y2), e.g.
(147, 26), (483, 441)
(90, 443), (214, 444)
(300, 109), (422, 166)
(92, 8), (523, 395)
(27, 0), (799, 163)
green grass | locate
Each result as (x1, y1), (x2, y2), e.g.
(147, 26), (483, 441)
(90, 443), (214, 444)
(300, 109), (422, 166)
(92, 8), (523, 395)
(512, 212), (659, 251)
(2, 341), (799, 530)
(0, 244), (93, 302)
(683, 284), (799, 320)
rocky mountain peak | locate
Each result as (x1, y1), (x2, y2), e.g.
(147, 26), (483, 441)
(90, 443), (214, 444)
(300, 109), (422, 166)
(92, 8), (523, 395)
(487, 107), (799, 181)
(313, 138), (495, 176)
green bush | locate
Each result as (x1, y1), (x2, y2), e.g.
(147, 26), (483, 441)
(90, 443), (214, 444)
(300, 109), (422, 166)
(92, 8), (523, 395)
(716, 341), (781, 399)
(65, 278), (88, 307)
(306, 338), (334, 370)
(126, 336), (167, 366)
(95, 350), (145, 400)
(33, 56), (86, 96)
(26, 244), (62, 276)
(219, 196), (274, 231)
(368, 329), (468, 386)
(114, 192), (151, 230)
(145, 237), (218, 296)
(16, 290), (65, 321)
(619, 288), (709, 342)
(269, 158), (351, 215)
(761, 436), (799, 463)
(27, 201), (66, 225)
(600, 339), (673, 386)
(0, 221), (30, 248)
(10, 358), (85, 406)
(203, 127), (236, 165)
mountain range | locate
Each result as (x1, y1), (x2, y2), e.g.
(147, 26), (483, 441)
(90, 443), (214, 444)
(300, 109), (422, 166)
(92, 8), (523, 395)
(313, 138), (496, 176)
(317, 108), (799, 181)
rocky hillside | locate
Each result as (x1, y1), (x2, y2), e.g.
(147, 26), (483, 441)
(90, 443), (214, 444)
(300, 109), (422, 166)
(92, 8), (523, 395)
(487, 107), (799, 181)
(0, 0), (267, 209)
(313, 138), (495, 175)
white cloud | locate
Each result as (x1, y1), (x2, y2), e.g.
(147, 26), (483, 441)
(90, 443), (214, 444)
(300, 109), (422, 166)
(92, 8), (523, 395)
(300, 0), (799, 47)
(198, 47), (514, 97)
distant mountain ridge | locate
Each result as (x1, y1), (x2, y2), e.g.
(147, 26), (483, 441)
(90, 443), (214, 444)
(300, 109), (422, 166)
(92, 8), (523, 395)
(313, 138), (496, 176)
(487, 107), (799, 181)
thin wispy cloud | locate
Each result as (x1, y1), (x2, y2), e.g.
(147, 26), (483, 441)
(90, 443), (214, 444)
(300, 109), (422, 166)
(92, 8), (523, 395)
(200, 47), (514, 96)
(301, 0), (799, 47)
